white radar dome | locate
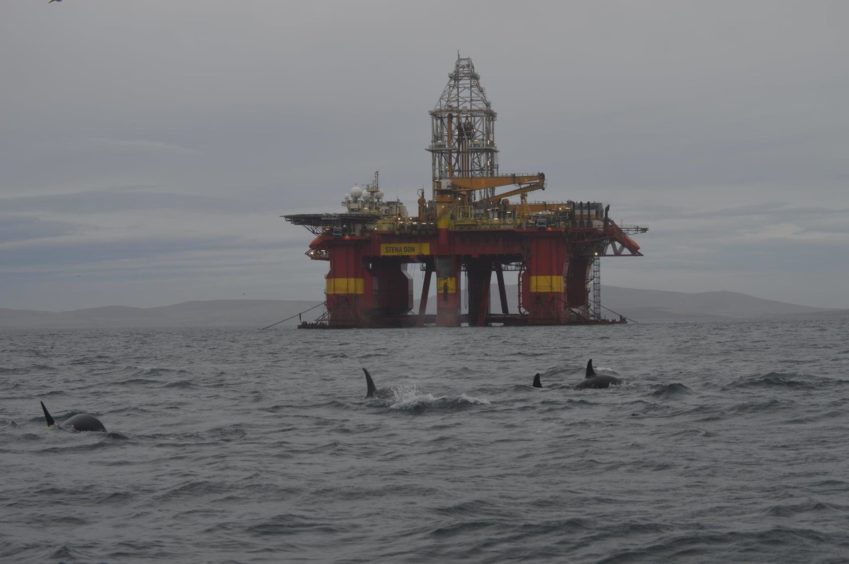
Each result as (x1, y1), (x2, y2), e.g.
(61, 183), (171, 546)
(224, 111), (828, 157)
(350, 186), (363, 198)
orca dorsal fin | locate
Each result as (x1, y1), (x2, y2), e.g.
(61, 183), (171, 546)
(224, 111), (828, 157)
(363, 368), (376, 398)
(586, 359), (596, 378)
(40, 401), (55, 427)
(532, 373), (542, 388)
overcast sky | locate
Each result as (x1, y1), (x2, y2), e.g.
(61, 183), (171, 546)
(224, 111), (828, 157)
(2, 1), (847, 311)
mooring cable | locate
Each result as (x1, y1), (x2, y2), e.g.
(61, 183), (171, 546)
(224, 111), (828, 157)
(259, 302), (326, 330)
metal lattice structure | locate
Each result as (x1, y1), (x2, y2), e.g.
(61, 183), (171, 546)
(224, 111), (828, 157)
(427, 56), (499, 197)
(591, 256), (601, 321)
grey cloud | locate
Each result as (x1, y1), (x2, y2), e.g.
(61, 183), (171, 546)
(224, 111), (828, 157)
(0, 234), (303, 271)
(1, 1), (847, 309)
(0, 188), (271, 215)
(87, 137), (203, 156)
(0, 215), (80, 243)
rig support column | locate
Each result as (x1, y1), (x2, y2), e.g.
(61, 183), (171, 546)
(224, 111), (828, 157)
(466, 258), (492, 327)
(417, 263), (433, 326)
(435, 256), (461, 326)
(371, 260), (413, 326)
(566, 254), (592, 321)
(521, 236), (568, 324)
(326, 241), (372, 327)
(494, 263), (509, 314)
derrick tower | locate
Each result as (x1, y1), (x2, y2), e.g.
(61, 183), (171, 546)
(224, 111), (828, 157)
(427, 56), (499, 197)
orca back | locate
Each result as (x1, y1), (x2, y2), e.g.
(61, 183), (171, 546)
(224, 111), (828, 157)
(576, 374), (622, 390)
(65, 413), (107, 433)
(532, 373), (542, 388)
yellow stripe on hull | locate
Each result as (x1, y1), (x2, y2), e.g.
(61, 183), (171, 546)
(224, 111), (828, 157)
(436, 276), (457, 294)
(529, 275), (564, 293)
(326, 277), (365, 295)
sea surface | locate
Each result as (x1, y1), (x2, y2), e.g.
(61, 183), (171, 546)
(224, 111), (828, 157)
(2, 319), (849, 563)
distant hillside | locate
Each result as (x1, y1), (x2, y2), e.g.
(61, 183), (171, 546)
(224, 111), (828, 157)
(486, 285), (839, 323)
(600, 286), (839, 323)
(0, 289), (845, 329)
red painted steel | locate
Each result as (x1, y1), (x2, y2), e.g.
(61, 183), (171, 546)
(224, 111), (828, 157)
(306, 225), (622, 327)
(565, 255), (592, 320)
(521, 234), (569, 324)
(466, 258), (492, 327)
(324, 239), (372, 327)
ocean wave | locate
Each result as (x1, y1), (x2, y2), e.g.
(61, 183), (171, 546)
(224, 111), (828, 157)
(69, 355), (115, 366)
(730, 372), (819, 390)
(23, 485), (98, 506)
(106, 540), (177, 561)
(163, 379), (195, 389)
(514, 350), (548, 357)
(433, 498), (502, 517)
(131, 366), (190, 377)
(96, 491), (136, 505)
(388, 387), (491, 413)
(245, 513), (342, 537)
(606, 526), (836, 562)
(112, 377), (162, 387)
(2, 364), (58, 375)
(36, 436), (124, 454)
(650, 382), (692, 398)
(726, 398), (787, 415)
(766, 499), (843, 517)
(49, 545), (76, 561)
(0, 419), (19, 429)
(306, 399), (358, 410)
(358, 351), (391, 359)
(155, 480), (231, 501)
(204, 425), (247, 442)
(430, 519), (497, 538)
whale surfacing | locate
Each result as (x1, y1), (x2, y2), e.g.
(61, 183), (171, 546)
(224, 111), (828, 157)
(40, 401), (106, 432)
(575, 359), (622, 390)
(362, 368), (398, 400)
(532, 373), (542, 388)
(363, 368), (377, 398)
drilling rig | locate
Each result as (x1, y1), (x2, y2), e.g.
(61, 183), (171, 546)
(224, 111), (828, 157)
(285, 56), (647, 328)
